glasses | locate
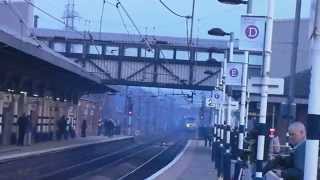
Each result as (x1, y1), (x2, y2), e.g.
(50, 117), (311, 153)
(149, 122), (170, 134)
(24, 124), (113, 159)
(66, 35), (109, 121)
(288, 132), (296, 137)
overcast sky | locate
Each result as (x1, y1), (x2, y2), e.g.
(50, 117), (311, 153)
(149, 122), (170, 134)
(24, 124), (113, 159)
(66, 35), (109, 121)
(31, 0), (313, 105)
(34, 0), (312, 39)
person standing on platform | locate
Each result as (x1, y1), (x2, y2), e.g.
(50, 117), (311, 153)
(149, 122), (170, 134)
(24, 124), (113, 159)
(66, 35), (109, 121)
(268, 129), (281, 160)
(24, 114), (33, 146)
(57, 115), (67, 140)
(17, 113), (28, 146)
(56, 116), (62, 140)
(62, 116), (68, 140)
(104, 119), (114, 137)
(81, 120), (87, 137)
(97, 119), (103, 136)
(103, 119), (108, 136)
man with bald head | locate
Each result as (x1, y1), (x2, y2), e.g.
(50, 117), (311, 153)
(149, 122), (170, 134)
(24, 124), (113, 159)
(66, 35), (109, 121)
(263, 121), (306, 180)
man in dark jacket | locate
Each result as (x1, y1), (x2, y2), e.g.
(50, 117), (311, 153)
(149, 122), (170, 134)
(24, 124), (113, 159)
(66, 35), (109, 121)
(17, 113), (28, 146)
(263, 121), (306, 180)
(81, 120), (87, 137)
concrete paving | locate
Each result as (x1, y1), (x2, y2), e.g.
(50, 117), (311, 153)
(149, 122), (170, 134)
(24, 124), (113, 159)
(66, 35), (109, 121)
(148, 140), (218, 180)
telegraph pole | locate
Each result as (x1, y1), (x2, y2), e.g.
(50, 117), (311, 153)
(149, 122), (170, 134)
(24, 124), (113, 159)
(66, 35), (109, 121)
(255, 0), (274, 179)
(304, 0), (320, 179)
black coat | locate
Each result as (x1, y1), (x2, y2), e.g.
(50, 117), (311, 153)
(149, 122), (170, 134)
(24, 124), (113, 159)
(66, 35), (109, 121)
(263, 141), (306, 180)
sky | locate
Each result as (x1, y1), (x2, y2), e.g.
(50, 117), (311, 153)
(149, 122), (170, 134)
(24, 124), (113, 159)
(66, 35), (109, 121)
(31, 0), (313, 106)
(34, 0), (312, 40)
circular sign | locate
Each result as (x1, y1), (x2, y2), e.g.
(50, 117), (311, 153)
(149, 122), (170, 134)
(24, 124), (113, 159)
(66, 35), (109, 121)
(229, 68), (239, 77)
(214, 93), (220, 99)
(245, 25), (259, 39)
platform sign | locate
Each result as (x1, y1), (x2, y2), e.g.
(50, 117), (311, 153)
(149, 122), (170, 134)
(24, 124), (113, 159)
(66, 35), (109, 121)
(206, 98), (215, 108)
(206, 91), (223, 107)
(226, 63), (243, 86)
(239, 15), (266, 52)
(231, 101), (239, 110)
(248, 77), (284, 95)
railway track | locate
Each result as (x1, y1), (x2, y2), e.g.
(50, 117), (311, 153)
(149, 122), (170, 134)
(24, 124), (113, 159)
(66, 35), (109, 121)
(71, 134), (189, 180)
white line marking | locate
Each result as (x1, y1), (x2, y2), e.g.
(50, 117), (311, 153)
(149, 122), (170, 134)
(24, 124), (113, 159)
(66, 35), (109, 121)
(145, 140), (191, 180)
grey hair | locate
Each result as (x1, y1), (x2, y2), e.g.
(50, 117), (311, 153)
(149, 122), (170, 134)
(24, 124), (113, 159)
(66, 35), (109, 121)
(288, 121), (306, 135)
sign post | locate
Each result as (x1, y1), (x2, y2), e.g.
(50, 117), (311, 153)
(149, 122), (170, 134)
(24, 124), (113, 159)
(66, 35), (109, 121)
(248, 77), (284, 95)
(226, 63), (243, 86)
(206, 91), (223, 108)
(240, 15), (267, 52)
(252, 1), (274, 179)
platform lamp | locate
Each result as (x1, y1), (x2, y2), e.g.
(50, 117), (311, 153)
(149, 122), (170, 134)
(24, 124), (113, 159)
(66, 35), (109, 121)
(216, 0), (253, 179)
(208, 27), (234, 179)
(217, 0), (247, 5)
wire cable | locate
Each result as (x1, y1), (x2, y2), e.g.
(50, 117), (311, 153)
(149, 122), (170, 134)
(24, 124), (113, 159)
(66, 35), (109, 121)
(158, 0), (190, 19)
(24, 0), (66, 25)
(22, 0), (113, 78)
(4, 0), (43, 47)
(189, 0), (195, 48)
(116, 6), (131, 37)
(23, 0), (103, 54)
(23, 0), (76, 31)
(99, 0), (106, 40)
(186, 18), (189, 48)
(103, 0), (132, 41)
(105, 0), (117, 7)
(115, 0), (152, 50)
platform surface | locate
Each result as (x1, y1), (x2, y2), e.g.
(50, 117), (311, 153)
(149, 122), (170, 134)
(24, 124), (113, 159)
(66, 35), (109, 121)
(148, 140), (218, 180)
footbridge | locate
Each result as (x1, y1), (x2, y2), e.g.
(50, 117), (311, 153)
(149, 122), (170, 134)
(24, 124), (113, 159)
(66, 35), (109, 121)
(35, 29), (262, 91)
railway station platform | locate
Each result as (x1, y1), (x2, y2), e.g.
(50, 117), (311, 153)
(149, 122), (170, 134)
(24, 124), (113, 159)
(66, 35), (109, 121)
(0, 135), (133, 162)
(147, 140), (218, 180)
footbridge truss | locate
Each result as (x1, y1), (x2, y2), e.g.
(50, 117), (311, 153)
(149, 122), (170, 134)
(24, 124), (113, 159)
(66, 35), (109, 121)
(35, 29), (262, 91)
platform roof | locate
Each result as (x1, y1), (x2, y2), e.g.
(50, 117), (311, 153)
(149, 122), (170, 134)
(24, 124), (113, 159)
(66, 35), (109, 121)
(0, 28), (115, 101)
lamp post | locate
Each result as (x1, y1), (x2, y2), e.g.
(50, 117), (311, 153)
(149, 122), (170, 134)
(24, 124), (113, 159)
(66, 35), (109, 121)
(218, 0), (247, 5)
(254, 1), (274, 179)
(216, 1), (252, 178)
(218, 0), (274, 179)
(208, 27), (234, 179)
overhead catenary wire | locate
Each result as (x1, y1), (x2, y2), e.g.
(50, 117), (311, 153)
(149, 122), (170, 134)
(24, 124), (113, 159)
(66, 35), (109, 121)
(99, 0), (106, 40)
(4, 0), (43, 47)
(26, 0), (172, 78)
(95, 0), (166, 77)
(102, 0), (166, 57)
(23, 0), (66, 25)
(105, 0), (117, 7)
(22, 0), (82, 35)
(189, 0), (195, 48)
(158, 0), (190, 19)
(22, 0), (103, 54)
(21, 0), (115, 79)
(185, 18), (189, 49)
(115, 0), (152, 51)
(116, 6), (131, 37)
(27, 0), (159, 80)
(102, 0), (133, 42)
(115, 0), (167, 59)
(158, 0), (195, 58)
